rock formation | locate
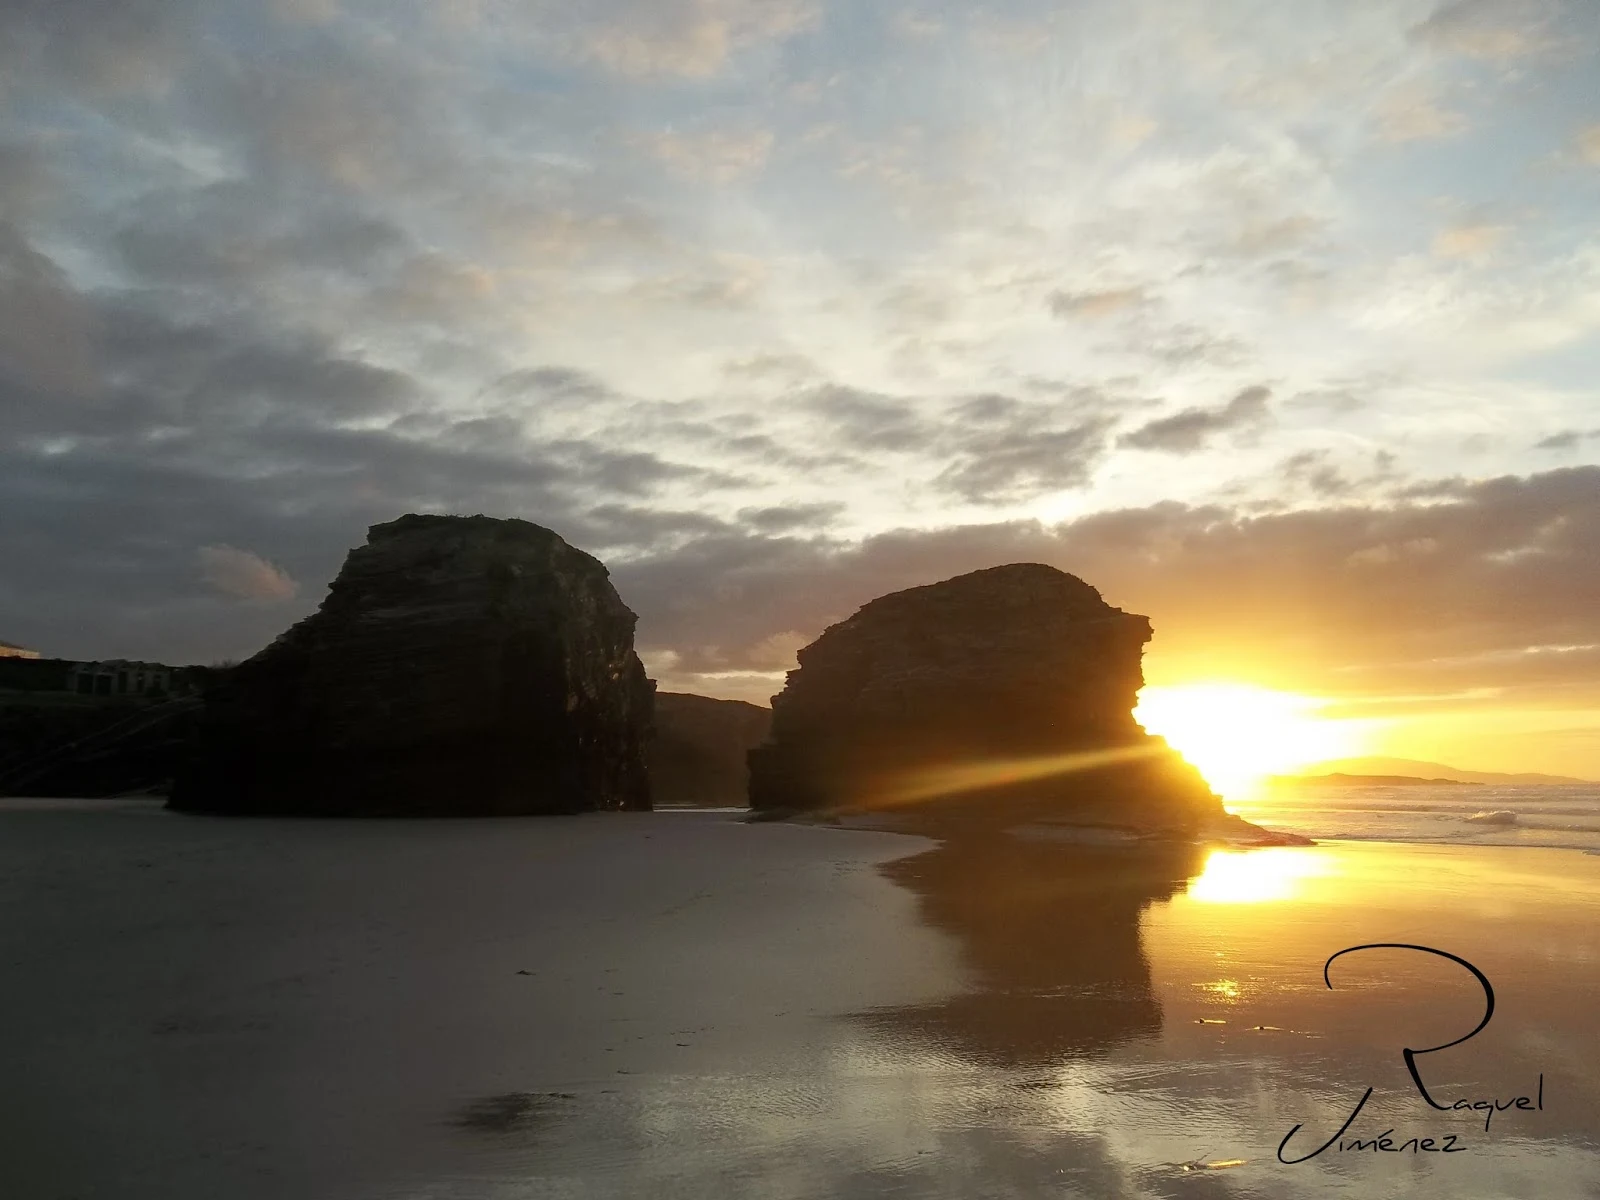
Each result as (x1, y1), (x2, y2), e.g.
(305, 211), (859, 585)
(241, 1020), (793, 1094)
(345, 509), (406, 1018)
(171, 514), (653, 816)
(647, 692), (771, 807)
(0, 695), (201, 798)
(747, 563), (1223, 834)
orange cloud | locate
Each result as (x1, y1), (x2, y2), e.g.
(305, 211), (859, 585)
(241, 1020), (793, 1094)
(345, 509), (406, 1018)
(198, 546), (298, 603)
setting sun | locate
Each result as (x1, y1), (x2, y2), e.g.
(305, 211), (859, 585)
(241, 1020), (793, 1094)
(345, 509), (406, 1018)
(1134, 683), (1367, 799)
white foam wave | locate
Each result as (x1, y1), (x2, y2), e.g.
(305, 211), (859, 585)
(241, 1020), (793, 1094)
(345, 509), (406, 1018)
(1239, 783), (1600, 854)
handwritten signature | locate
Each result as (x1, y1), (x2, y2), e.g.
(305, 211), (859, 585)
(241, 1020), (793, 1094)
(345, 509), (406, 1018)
(1277, 943), (1544, 1163)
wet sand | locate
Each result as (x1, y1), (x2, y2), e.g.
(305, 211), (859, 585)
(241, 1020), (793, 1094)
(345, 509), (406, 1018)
(2, 802), (1597, 1198)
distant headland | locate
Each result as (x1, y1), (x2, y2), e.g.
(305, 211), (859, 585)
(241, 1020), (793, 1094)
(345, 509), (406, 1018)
(1286, 757), (1594, 787)
(1267, 772), (1480, 789)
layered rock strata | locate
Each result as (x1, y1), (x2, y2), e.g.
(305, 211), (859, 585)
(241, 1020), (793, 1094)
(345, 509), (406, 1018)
(171, 514), (653, 815)
(747, 563), (1223, 834)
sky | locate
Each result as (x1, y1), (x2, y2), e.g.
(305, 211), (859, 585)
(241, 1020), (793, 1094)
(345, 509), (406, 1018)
(2, 0), (1599, 775)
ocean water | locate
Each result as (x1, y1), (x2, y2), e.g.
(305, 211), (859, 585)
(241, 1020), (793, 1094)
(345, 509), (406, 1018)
(1235, 782), (1600, 854)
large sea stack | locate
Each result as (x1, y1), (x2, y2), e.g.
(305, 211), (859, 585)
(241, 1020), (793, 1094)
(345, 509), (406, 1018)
(171, 514), (653, 815)
(747, 564), (1223, 834)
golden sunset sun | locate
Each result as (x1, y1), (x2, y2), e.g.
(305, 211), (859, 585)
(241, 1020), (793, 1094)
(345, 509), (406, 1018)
(1133, 683), (1368, 800)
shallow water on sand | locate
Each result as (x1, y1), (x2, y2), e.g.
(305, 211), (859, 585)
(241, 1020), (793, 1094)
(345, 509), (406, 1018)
(2, 803), (1597, 1199)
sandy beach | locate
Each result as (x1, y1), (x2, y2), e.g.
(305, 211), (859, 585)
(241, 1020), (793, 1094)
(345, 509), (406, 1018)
(3, 802), (1598, 1199)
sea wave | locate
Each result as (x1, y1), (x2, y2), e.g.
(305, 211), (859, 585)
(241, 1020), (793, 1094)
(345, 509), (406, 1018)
(1236, 782), (1600, 854)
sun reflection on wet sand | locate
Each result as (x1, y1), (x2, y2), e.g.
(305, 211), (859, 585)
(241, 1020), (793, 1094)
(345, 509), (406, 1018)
(1134, 842), (1600, 1191)
(861, 836), (1600, 1196)
(1187, 846), (1339, 904)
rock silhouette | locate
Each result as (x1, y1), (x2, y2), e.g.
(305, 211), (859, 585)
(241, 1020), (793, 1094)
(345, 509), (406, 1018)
(0, 695), (201, 798)
(171, 514), (653, 815)
(648, 692), (771, 807)
(747, 563), (1222, 834)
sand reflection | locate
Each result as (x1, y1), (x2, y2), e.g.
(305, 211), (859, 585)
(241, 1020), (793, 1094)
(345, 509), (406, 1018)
(864, 833), (1208, 1066)
(1186, 846), (1339, 904)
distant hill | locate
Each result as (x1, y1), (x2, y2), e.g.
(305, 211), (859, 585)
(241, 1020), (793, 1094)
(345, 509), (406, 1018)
(647, 692), (772, 808)
(1301, 756), (1595, 787)
(1268, 772), (1478, 789)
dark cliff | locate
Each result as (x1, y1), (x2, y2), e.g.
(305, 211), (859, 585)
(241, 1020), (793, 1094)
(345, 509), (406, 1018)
(746, 563), (1222, 834)
(171, 514), (653, 816)
(0, 695), (201, 798)
(648, 692), (771, 807)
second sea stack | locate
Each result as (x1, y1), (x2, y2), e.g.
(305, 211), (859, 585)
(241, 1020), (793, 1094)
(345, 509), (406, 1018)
(746, 563), (1222, 834)
(171, 514), (653, 816)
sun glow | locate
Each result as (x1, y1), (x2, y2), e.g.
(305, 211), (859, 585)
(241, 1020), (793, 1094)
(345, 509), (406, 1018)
(1186, 847), (1337, 904)
(1134, 683), (1367, 799)
(878, 743), (1163, 808)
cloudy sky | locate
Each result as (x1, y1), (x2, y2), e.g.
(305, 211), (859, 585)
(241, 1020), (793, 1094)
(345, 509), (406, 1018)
(3, 0), (1599, 773)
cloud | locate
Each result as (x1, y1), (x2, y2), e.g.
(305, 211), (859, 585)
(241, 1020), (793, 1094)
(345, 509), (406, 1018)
(1140, 324), (1250, 368)
(1107, 112), (1158, 149)
(934, 409), (1115, 504)
(0, 141), (56, 219)
(1374, 87), (1469, 142)
(944, 428), (1113, 501)
(794, 385), (1124, 504)
(483, 366), (616, 407)
(372, 254), (498, 324)
(271, 0), (337, 23)
(0, 0), (205, 95)
(641, 128), (775, 183)
(1047, 287), (1146, 319)
(1432, 221), (1508, 261)
(567, 504), (736, 552)
(722, 352), (819, 385)
(0, 222), (97, 396)
(626, 261), (766, 309)
(2, 0), (1598, 707)
(0, 255), (761, 662)
(737, 503), (845, 534)
(1412, 0), (1556, 60)
(575, 0), (818, 78)
(1578, 125), (1600, 165)
(1119, 386), (1272, 454)
(805, 385), (936, 453)
(555, 440), (745, 496)
(890, 10), (943, 40)
(1344, 540), (1443, 570)
(1537, 430), (1600, 451)
(1227, 214), (1324, 259)
(198, 545), (299, 602)
(1280, 450), (1356, 498)
(613, 466), (1600, 704)
(114, 186), (410, 287)
(22, 296), (424, 442)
